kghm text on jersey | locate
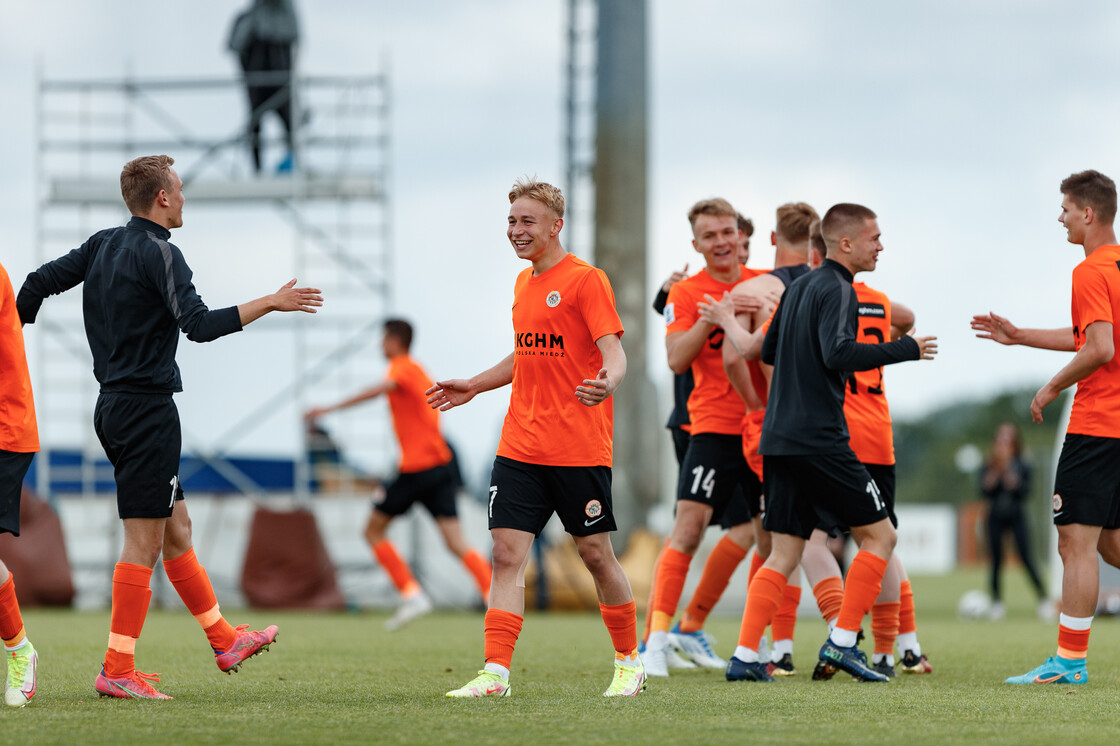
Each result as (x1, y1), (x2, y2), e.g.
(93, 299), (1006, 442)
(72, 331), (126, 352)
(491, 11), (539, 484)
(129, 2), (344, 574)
(516, 332), (565, 350)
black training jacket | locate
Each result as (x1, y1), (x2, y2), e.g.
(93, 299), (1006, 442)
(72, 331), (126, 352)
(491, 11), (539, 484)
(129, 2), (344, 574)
(759, 259), (919, 456)
(17, 217), (242, 394)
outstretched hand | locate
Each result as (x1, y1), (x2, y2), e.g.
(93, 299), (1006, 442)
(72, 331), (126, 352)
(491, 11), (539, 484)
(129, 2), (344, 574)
(273, 278), (323, 313)
(575, 368), (615, 406)
(426, 379), (475, 412)
(908, 330), (938, 360)
(971, 312), (1018, 345)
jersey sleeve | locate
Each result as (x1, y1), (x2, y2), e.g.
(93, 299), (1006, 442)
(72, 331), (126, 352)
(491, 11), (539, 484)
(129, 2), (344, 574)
(1072, 261), (1116, 341)
(819, 283), (918, 370)
(664, 282), (696, 334)
(581, 268), (624, 341)
(16, 240), (95, 324)
(153, 242), (243, 343)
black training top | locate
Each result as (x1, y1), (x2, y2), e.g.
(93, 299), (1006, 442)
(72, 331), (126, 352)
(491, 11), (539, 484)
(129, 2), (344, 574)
(17, 216), (243, 394)
(770, 263), (811, 288)
(653, 286), (694, 429)
(759, 259), (919, 456)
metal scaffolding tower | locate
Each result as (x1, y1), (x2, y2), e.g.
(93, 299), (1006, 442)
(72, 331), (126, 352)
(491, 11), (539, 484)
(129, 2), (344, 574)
(564, 0), (598, 261)
(32, 67), (395, 500)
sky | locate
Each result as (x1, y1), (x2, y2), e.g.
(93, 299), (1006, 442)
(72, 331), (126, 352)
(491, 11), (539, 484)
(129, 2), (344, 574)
(3, 0), (1120, 482)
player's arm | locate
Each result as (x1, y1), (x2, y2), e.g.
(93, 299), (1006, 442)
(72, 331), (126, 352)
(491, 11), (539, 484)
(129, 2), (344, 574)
(890, 301), (915, 339)
(237, 278), (324, 327)
(16, 242), (93, 324)
(698, 292), (766, 361)
(971, 312), (1075, 351)
(666, 319), (715, 374)
(721, 332), (764, 411)
(1030, 320), (1114, 423)
(425, 353), (515, 412)
(821, 287), (935, 369)
(306, 379), (397, 421)
(576, 333), (627, 407)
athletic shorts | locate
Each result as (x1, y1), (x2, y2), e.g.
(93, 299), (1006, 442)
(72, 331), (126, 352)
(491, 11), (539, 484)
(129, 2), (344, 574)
(488, 455), (615, 537)
(0, 450), (35, 536)
(94, 393), (185, 520)
(677, 433), (758, 524)
(1052, 434), (1120, 529)
(817, 463), (897, 536)
(376, 463), (458, 519)
(762, 451), (890, 539)
(716, 471), (762, 529)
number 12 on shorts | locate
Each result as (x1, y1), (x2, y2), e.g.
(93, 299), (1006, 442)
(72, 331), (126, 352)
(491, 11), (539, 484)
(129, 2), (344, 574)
(865, 479), (883, 512)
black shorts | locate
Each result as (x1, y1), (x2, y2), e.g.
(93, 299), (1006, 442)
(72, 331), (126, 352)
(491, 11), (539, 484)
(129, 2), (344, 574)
(1052, 434), (1120, 529)
(716, 470), (762, 529)
(762, 451), (890, 539)
(94, 393), (185, 520)
(488, 456), (615, 537)
(677, 433), (758, 524)
(0, 450), (35, 536)
(816, 463), (897, 536)
(376, 463), (458, 519)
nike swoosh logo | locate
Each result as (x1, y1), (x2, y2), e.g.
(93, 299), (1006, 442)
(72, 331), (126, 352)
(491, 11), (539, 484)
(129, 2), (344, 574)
(585, 516), (605, 527)
(1034, 674), (1063, 683)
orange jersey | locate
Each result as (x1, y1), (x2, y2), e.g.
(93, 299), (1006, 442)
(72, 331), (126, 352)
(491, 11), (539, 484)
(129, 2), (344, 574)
(497, 253), (624, 467)
(1068, 245), (1120, 437)
(664, 267), (763, 434)
(386, 354), (452, 473)
(843, 283), (894, 465)
(0, 261), (39, 453)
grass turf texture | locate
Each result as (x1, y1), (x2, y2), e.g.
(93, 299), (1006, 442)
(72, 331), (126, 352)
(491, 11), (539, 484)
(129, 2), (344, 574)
(5, 568), (1120, 745)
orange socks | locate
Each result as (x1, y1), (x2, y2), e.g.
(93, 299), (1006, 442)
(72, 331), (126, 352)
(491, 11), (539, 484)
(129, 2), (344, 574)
(771, 584), (801, 643)
(834, 551), (887, 635)
(483, 608), (524, 670)
(601, 600), (638, 659)
(0, 572), (26, 648)
(641, 540), (670, 644)
(898, 579), (916, 635)
(650, 546), (692, 633)
(372, 539), (421, 597)
(737, 567), (786, 650)
(680, 536), (747, 633)
(163, 547), (237, 652)
(747, 550), (765, 585)
(461, 549), (492, 603)
(871, 601), (901, 656)
(104, 563), (153, 678)
(1057, 615), (1091, 660)
(813, 576), (844, 626)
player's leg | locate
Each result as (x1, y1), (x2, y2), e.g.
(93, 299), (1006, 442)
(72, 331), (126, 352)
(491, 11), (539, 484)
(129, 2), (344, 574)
(1, 451), (38, 707)
(769, 567), (801, 676)
(368, 476), (433, 629)
(869, 554), (901, 677)
(895, 558), (932, 674)
(727, 531), (803, 681)
(162, 500), (277, 673)
(427, 466), (492, 604)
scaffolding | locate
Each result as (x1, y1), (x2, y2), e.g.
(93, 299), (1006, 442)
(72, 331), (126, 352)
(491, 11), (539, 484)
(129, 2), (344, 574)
(564, 0), (598, 261)
(32, 66), (394, 501)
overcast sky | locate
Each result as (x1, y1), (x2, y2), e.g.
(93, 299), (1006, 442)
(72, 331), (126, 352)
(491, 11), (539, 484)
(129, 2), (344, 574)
(3, 1), (1119, 480)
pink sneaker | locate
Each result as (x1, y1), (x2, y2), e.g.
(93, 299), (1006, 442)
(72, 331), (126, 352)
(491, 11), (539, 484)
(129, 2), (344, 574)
(214, 624), (279, 673)
(95, 668), (172, 700)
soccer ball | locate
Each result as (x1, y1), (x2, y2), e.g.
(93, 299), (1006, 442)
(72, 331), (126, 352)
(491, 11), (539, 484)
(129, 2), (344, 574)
(957, 589), (992, 620)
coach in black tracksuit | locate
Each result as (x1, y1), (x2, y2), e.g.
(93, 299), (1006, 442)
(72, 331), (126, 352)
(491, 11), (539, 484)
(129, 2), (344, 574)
(742, 203), (937, 681)
(16, 154), (321, 697)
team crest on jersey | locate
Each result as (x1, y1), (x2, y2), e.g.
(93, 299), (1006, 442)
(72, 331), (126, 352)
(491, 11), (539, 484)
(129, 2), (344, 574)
(546, 290), (562, 308)
(1052, 493), (1062, 512)
(585, 499), (603, 518)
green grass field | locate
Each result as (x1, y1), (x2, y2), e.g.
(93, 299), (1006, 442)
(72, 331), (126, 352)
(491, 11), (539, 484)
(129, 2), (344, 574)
(6, 568), (1120, 745)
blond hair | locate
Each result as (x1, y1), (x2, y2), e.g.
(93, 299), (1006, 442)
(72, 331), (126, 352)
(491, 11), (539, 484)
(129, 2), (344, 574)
(120, 155), (175, 214)
(687, 198), (737, 230)
(775, 202), (820, 244)
(509, 177), (565, 218)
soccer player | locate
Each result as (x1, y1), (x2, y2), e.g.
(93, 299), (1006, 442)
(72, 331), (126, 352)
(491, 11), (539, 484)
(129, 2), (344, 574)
(305, 319), (492, 629)
(17, 154), (322, 700)
(698, 203), (821, 677)
(798, 280), (932, 679)
(430, 178), (642, 698)
(725, 203), (936, 682)
(643, 198), (769, 677)
(0, 260), (39, 707)
(972, 169), (1120, 685)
